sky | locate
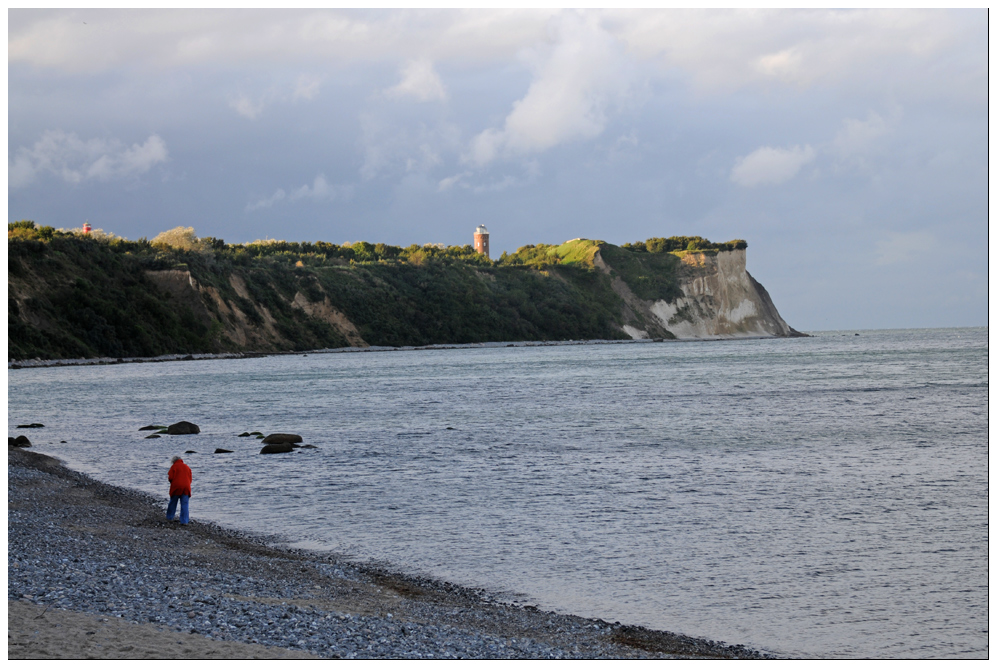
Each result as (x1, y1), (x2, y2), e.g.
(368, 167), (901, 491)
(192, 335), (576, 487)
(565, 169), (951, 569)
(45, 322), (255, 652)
(7, 9), (989, 331)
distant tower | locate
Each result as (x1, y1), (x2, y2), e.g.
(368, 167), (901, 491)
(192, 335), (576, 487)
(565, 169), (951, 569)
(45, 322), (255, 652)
(474, 225), (490, 258)
(82, 221), (92, 234)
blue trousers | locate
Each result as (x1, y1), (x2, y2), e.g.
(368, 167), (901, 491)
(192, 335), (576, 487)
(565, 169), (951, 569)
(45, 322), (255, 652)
(167, 494), (190, 524)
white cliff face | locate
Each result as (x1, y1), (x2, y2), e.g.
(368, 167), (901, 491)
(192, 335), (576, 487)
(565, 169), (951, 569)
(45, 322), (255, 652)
(599, 248), (796, 340)
(648, 249), (793, 339)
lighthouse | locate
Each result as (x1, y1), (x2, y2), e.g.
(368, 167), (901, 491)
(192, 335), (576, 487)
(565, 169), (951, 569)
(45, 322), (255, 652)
(473, 224), (490, 258)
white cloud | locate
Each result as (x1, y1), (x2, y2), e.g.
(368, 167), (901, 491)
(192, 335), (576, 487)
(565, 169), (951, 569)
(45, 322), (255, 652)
(465, 13), (635, 166)
(755, 47), (804, 83)
(8, 10), (981, 108)
(245, 189), (287, 212)
(832, 111), (890, 158)
(730, 144), (816, 187)
(613, 9), (979, 98)
(386, 59), (447, 102)
(230, 94), (266, 119)
(246, 174), (352, 211)
(359, 112), (460, 181)
(231, 76), (322, 118)
(437, 171), (471, 192)
(293, 74), (322, 101)
(875, 230), (935, 265)
(289, 174), (353, 202)
(472, 175), (519, 193)
(9, 131), (168, 188)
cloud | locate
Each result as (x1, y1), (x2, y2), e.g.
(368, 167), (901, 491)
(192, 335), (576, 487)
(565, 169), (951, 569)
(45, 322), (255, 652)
(358, 112), (459, 181)
(8, 10), (982, 108)
(386, 59), (447, 102)
(437, 172), (471, 192)
(875, 230), (935, 265)
(832, 111), (890, 158)
(613, 9), (980, 98)
(9, 131), (168, 188)
(246, 174), (352, 211)
(466, 12), (635, 166)
(755, 47), (804, 83)
(289, 174), (353, 202)
(229, 94), (266, 119)
(293, 74), (322, 101)
(472, 175), (520, 194)
(245, 188), (287, 211)
(730, 144), (816, 187)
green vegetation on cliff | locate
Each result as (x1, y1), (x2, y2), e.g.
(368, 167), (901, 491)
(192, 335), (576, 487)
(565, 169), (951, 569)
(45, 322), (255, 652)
(8, 223), (749, 361)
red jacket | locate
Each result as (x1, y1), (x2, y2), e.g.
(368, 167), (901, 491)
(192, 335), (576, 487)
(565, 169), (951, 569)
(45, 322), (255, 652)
(168, 459), (192, 497)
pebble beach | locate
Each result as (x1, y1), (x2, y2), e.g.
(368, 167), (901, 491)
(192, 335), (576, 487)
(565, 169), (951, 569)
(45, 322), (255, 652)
(8, 447), (771, 660)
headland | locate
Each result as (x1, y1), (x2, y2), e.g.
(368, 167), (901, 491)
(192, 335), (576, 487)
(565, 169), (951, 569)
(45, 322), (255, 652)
(9, 224), (802, 363)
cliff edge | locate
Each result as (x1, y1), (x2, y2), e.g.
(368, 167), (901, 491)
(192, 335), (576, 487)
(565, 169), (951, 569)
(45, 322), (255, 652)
(597, 248), (800, 340)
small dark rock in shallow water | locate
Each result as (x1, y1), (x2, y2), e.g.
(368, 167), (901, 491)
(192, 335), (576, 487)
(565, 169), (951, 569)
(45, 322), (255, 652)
(300, 444), (318, 449)
(16, 423), (45, 429)
(260, 443), (295, 454)
(214, 448), (234, 454)
(167, 421), (200, 435)
(262, 433), (303, 444)
(139, 425), (166, 431)
(12, 435), (32, 447)
(145, 434), (161, 439)
(185, 450), (196, 454)
(237, 432), (251, 437)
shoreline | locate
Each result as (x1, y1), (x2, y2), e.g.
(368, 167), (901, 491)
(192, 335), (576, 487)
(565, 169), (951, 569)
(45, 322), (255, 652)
(8, 333), (802, 370)
(8, 447), (773, 659)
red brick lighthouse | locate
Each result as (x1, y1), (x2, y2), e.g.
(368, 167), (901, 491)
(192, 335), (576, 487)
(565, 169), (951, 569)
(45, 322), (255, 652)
(474, 225), (490, 258)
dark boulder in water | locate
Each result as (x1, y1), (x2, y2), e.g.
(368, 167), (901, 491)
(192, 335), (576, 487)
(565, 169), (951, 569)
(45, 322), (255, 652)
(185, 450), (196, 454)
(12, 436), (32, 447)
(260, 443), (295, 454)
(262, 433), (302, 444)
(300, 444), (318, 449)
(167, 421), (201, 435)
(16, 423), (44, 429)
(145, 434), (161, 439)
(238, 432), (251, 437)
(214, 448), (234, 454)
(139, 425), (166, 431)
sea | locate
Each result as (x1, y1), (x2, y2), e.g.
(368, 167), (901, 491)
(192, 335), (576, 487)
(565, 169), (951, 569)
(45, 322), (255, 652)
(7, 327), (988, 659)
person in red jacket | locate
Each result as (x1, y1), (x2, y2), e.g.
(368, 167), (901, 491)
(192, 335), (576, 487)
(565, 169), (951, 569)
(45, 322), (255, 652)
(167, 456), (192, 525)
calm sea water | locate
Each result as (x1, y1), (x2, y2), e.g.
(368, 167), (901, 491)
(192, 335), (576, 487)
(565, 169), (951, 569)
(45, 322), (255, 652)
(8, 328), (988, 658)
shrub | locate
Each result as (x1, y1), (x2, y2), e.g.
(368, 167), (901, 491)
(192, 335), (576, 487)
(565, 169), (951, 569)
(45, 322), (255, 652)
(151, 226), (207, 252)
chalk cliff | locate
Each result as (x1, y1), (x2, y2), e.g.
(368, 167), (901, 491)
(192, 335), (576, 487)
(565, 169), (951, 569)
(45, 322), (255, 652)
(594, 247), (800, 340)
(8, 226), (801, 361)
